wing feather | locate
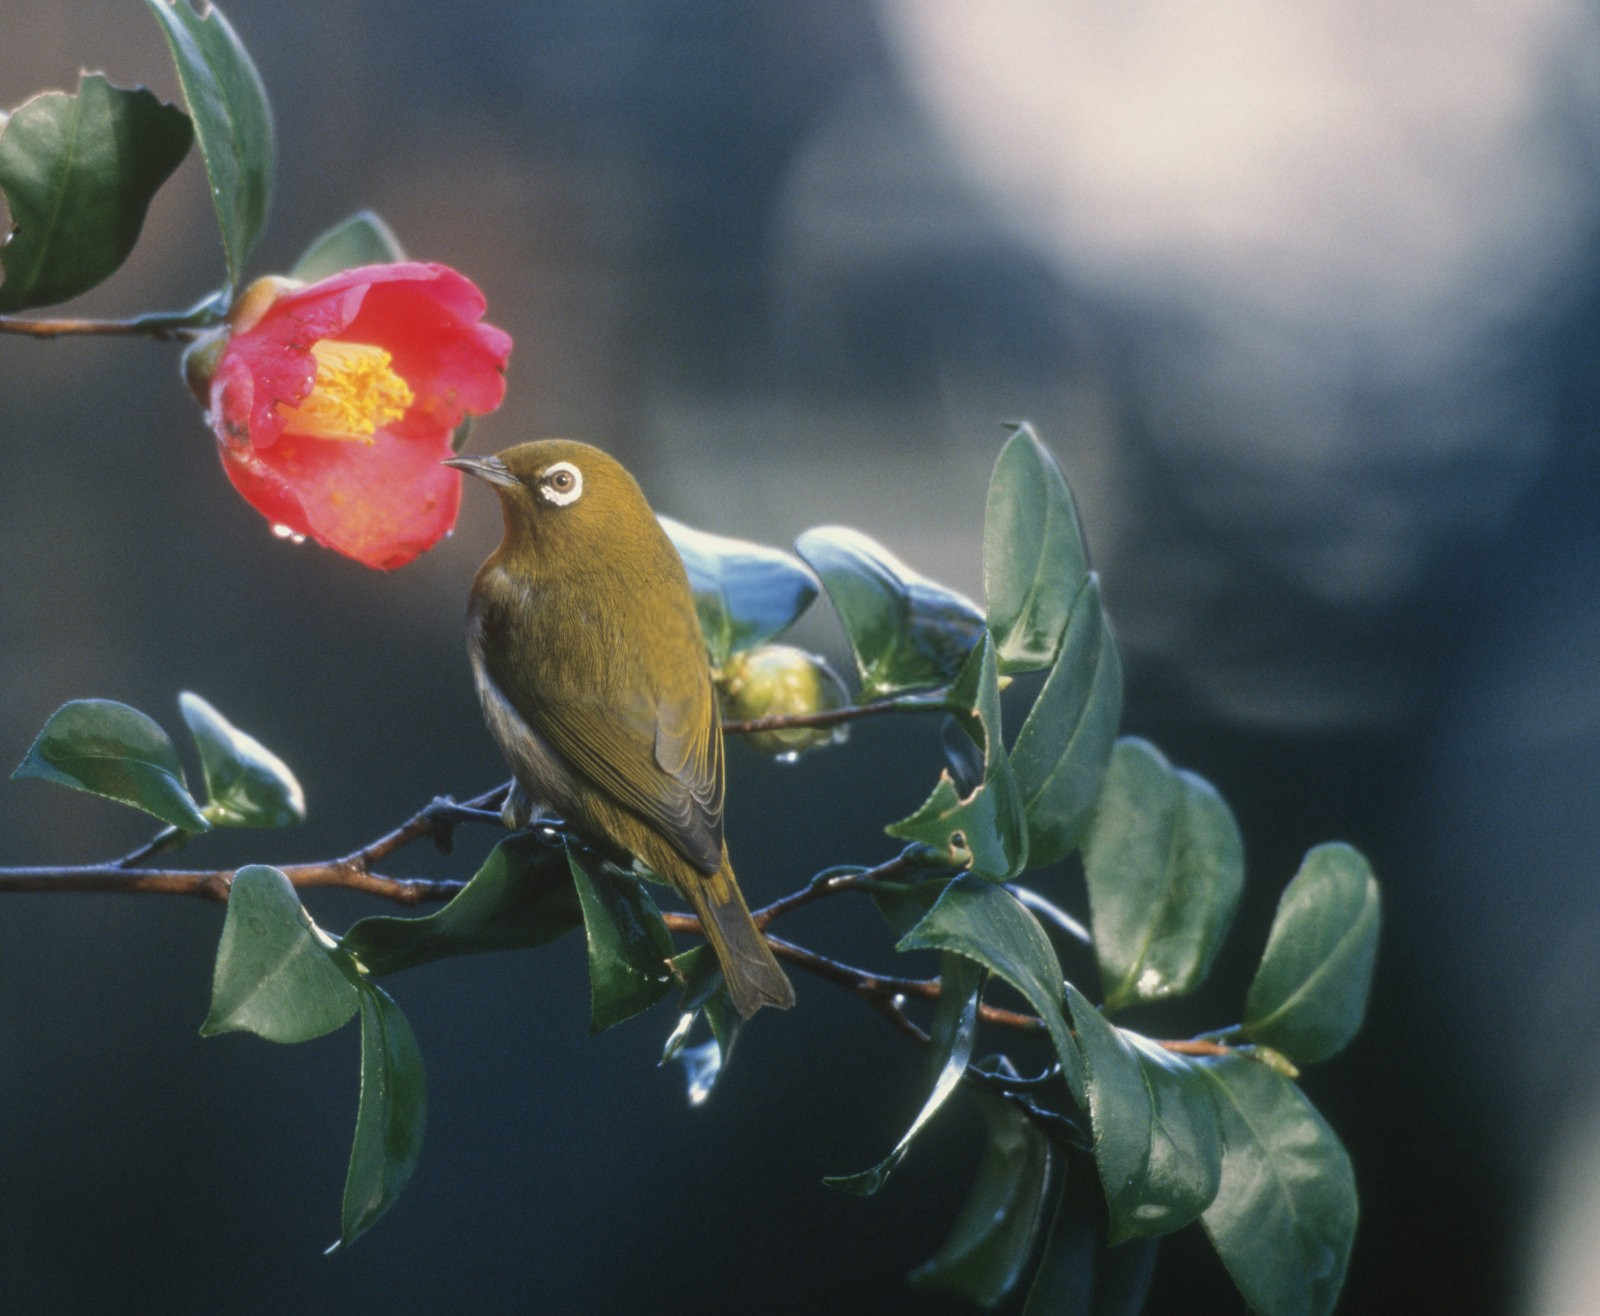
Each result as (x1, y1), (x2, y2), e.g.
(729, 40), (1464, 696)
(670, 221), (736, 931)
(480, 603), (725, 875)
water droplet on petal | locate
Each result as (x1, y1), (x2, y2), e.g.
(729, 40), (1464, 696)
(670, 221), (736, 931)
(270, 523), (307, 545)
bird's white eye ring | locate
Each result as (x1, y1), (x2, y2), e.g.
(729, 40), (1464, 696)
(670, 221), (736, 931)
(538, 461), (583, 506)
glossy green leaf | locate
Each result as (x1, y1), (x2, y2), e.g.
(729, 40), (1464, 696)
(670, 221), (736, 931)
(887, 636), (1027, 878)
(825, 954), (982, 1196)
(1198, 1055), (1357, 1316)
(289, 208), (404, 283)
(941, 715), (984, 795)
(1082, 738), (1244, 1010)
(1022, 1154), (1158, 1316)
(342, 834), (582, 977)
(984, 424), (1091, 674)
(338, 983), (427, 1249)
(1010, 575), (1124, 865)
(145, 0), (274, 288)
(178, 691), (304, 828)
(909, 1091), (1056, 1307)
(899, 874), (1085, 1103)
(567, 847), (676, 1031)
(795, 525), (985, 697)
(660, 517), (820, 669)
(1065, 985), (1222, 1242)
(201, 864), (359, 1042)
(13, 697), (209, 832)
(1244, 843), (1380, 1064)
(870, 871), (957, 941)
(675, 944), (742, 1055)
(660, 944), (744, 1105)
(0, 74), (191, 311)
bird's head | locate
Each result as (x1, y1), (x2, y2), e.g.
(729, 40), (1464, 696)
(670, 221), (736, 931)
(446, 439), (662, 567)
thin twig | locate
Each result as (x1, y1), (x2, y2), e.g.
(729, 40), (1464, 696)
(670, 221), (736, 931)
(0, 313), (207, 341)
(0, 776), (1235, 1065)
(722, 691), (947, 736)
(0, 860), (466, 904)
(0, 783), (511, 903)
(115, 825), (185, 868)
(750, 848), (933, 929)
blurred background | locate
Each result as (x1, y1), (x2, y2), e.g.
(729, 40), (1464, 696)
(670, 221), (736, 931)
(3, 3), (1599, 1312)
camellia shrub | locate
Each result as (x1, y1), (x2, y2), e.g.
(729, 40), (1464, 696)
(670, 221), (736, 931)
(0, 5), (1378, 1313)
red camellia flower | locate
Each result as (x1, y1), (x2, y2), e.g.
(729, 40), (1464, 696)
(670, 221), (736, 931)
(204, 262), (512, 569)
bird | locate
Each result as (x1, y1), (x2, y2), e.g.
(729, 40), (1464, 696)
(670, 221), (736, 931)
(446, 439), (796, 1018)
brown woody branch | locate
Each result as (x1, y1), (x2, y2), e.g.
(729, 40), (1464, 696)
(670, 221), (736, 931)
(0, 785), (508, 905)
(0, 780), (1239, 1066)
(0, 313), (206, 341)
(722, 692), (946, 737)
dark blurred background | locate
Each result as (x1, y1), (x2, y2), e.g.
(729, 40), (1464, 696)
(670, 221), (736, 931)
(4, 4), (1599, 1313)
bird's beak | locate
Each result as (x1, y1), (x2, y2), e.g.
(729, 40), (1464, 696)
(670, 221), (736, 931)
(443, 454), (519, 490)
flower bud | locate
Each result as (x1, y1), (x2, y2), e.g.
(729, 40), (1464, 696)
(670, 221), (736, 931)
(718, 644), (850, 760)
(228, 274), (305, 334)
(180, 325), (229, 407)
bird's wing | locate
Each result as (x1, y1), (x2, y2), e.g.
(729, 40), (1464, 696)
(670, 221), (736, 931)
(652, 671), (724, 835)
(493, 647), (726, 876)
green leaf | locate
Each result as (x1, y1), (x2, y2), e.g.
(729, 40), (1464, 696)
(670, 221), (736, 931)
(984, 424), (1091, 674)
(824, 954), (983, 1196)
(144, 0), (274, 288)
(200, 864), (359, 1042)
(887, 636), (1027, 878)
(289, 208), (405, 283)
(13, 697), (209, 832)
(899, 874), (1085, 1103)
(870, 870), (957, 941)
(1244, 843), (1380, 1064)
(795, 525), (985, 697)
(941, 715), (984, 795)
(1198, 1055), (1357, 1316)
(342, 834), (582, 977)
(1010, 575), (1124, 864)
(567, 847), (676, 1031)
(1082, 738), (1244, 1010)
(1065, 985), (1223, 1242)
(1022, 1155), (1158, 1316)
(660, 944), (744, 1105)
(909, 1092), (1056, 1308)
(0, 74), (192, 311)
(338, 983), (427, 1249)
(178, 691), (305, 828)
(660, 517), (820, 669)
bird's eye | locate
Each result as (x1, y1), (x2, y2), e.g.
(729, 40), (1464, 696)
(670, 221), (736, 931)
(538, 461), (583, 506)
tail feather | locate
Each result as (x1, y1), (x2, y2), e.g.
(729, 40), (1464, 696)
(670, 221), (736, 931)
(683, 859), (795, 1018)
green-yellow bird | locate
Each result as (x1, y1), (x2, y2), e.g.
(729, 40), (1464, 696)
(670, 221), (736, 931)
(447, 439), (796, 1018)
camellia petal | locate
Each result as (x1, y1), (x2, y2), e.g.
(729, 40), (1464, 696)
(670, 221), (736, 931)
(205, 261), (511, 569)
(220, 428), (463, 570)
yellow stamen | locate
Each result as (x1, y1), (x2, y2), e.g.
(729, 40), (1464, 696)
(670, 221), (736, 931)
(275, 339), (414, 443)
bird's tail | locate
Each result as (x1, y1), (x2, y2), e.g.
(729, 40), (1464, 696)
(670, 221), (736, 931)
(682, 852), (795, 1018)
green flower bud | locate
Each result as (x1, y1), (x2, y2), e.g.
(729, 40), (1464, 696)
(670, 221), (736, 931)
(718, 644), (850, 761)
(180, 324), (229, 407)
